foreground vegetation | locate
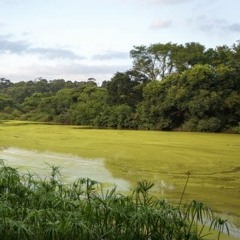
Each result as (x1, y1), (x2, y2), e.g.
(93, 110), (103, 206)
(1, 121), (240, 232)
(1, 42), (240, 132)
(0, 161), (232, 239)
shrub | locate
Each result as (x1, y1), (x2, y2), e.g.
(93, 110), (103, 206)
(181, 118), (198, 132)
(196, 117), (223, 132)
(231, 123), (240, 134)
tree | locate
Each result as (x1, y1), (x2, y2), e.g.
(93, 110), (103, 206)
(130, 42), (206, 81)
(71, 84), (108, 126)
(183, 42), (206, 67)
(106, 104), (133, 129)
(105, 71), (145, 108)
(0, 78), (13, 89)
(34, 78), (49, 93)
(130, 43), (177, 80)
(0, 94), (13, 111)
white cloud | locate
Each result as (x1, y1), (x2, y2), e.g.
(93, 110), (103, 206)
(0, 52), (131, 82)
(0, 36), (29, 54)
(228, 23), (240, 32)
(189, 16), (240, 34)
(52, 63), (130, 75)
(150, 19), (172, 29)
(6, 63), (130, 83)
(1, 0), (239, 84)
(29, 47), (84, 60)
(93, 50), (129, 60)
(0, 35), (84, 60)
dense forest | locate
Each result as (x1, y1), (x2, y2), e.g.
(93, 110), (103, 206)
(0, 42), (240, 133)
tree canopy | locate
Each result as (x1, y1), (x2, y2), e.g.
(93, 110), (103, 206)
(0, 42), (240, 133)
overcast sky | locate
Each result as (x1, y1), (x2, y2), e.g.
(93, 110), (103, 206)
(0, 0), (240, 84)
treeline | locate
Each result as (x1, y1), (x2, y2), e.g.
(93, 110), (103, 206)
(0, 42), (240, 132)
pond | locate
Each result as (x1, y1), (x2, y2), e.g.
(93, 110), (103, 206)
(0, 147), (129, 191)
(1, 147), (240, 238)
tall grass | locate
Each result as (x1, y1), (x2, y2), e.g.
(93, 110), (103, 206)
(0, 161), (230, 240)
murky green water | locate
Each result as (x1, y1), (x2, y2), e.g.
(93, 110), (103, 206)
(1, 147), (240, 238)
(0, 147), (129, 190)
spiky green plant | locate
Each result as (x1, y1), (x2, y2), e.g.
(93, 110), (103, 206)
(0, 161), (233, 240)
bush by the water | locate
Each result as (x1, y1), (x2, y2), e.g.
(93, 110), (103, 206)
(0, 161), (229, 240)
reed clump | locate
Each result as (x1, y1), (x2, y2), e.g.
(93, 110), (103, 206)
(0, 161), (229, 240)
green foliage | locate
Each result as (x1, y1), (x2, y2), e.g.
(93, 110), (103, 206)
(0, 162), (231, 240)
(0, 94), (13, 111)
(137, 63), (239, 131)
(231, 123), (240, 133)
(196, 118), (222, 132)
(0, 42), (240, 132)
(130, 42), (207, 80)
(105, 71), (145, 108)
(70, 84), (108, 126)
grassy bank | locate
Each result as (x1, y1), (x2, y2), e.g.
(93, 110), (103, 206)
(0, 120), (240, 233)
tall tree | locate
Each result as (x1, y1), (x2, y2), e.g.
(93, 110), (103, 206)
(105, 71), (145, 108)
(130, 43), (177, 80)
(130, 42), (206, 81)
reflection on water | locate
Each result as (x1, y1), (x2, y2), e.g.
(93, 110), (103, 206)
(0, 147), (129, 191)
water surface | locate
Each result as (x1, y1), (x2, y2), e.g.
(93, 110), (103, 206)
(0, 147), (129, 190)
